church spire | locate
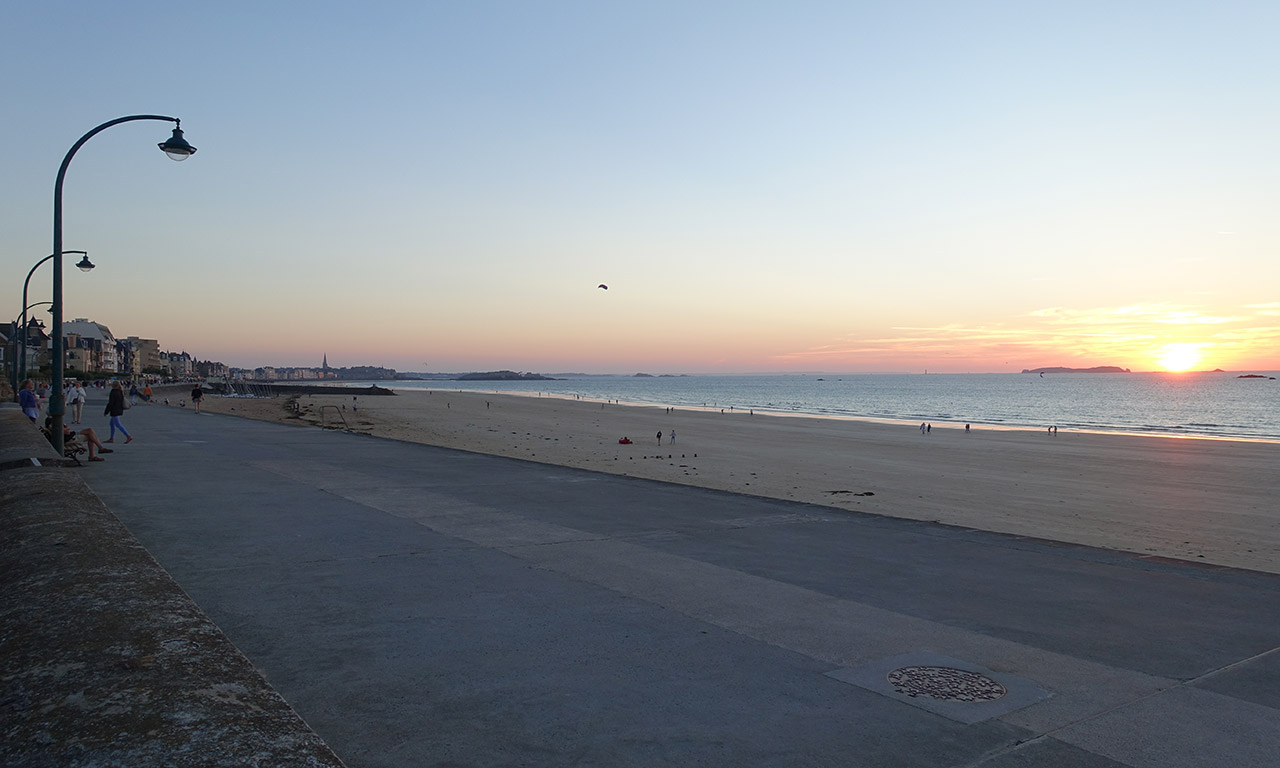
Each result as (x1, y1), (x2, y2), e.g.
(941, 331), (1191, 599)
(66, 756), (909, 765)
(322, 353), (329, 370)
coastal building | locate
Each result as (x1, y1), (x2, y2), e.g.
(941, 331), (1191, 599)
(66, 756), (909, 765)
(8, 318), (50, 375)
(63, 319), (118, 373)
(121, 337), (163, 375)
(9, 316), (49, 376)
(193, 359), (229, 378)
(161, 351), (194, 377)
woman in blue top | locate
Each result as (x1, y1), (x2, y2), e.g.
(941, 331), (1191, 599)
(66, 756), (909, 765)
(18, 379), (40, 422)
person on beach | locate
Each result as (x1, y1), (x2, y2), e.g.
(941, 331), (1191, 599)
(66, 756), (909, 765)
(19, 380), (40, 422)
(192, 384), (204, 414)
(656, 430), (663, 445)
(670, 429), (676, 444)
(142, 383), (153, 403)
(104, 381), (133, 443)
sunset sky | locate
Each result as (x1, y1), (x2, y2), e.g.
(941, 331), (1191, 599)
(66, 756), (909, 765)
(3, 2), (1278, 374)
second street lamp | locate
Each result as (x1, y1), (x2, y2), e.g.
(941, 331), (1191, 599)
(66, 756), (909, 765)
(9, 303), (51, 392)
(14, 250), (92, 392)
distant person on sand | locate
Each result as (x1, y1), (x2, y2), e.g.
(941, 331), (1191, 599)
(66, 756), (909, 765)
(104, 381), (133, 443)
(669, 429), (676, 444)
(656, 430), (663, 445)
(192, 384), (204, 414)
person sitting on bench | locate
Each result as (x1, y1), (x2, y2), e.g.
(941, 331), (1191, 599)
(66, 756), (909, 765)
(45, 417), (112, 462)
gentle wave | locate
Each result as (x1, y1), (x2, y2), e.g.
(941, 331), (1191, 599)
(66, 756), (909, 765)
(336, 372), (1280, 443)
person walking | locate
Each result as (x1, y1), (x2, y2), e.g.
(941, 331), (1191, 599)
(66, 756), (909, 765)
(656, 430), (663, 445)
(191, 383), (204, 414)
(104, 381), (133, 443)
(18, 380), (40, 422)
(66, 380), (86, 424)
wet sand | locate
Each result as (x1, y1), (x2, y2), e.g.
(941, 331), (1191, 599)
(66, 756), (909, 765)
(196, 388), (1280, 574)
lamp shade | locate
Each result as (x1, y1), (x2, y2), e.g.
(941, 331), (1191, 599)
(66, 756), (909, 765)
(75, 255), (95, 272)
(158, 126), (197, 161)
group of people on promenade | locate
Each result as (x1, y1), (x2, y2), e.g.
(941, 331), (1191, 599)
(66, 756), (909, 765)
(19, 378), (135, 460)
(16, 377), (206, 463)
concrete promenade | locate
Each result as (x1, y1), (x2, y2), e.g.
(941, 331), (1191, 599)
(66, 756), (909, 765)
(73, 401), (1280, 766)
(0, 405), (345, 767)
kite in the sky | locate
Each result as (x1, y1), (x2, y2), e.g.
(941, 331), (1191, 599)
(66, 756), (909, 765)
(597, 284), (608, 290)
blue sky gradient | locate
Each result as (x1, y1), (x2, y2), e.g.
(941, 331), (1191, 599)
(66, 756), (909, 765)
(4, 2), (1278, 373)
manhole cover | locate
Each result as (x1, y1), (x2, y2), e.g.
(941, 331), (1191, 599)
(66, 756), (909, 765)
(886, 665), (1008, 702)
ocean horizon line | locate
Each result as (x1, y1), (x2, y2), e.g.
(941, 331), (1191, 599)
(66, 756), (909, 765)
(311, 371), (1280, 445)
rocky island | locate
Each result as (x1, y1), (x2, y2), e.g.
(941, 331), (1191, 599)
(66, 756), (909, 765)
(1022, 366), (1131, 374)
(455, 371), (558, 381)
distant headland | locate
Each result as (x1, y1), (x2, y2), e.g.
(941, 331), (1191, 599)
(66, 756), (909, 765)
(454, 370), (558, 381)
(1022, 366), (1131, 374)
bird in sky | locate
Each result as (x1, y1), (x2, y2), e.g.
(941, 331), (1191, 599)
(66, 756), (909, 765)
(597, 284), (608, 290)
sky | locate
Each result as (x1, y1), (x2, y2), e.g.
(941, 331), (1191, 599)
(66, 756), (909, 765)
(3, 1), (1278, 374)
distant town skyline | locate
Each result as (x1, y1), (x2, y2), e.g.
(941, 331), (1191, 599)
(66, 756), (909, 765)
(3, 3), (1277, 375)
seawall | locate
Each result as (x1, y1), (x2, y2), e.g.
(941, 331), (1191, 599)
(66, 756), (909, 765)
(0, 404), (346, 767)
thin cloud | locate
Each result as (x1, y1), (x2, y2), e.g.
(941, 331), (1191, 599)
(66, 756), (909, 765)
(775, 301), (1280, 368)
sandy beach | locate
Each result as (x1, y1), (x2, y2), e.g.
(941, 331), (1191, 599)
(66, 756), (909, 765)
(196, 388), (1280, 574)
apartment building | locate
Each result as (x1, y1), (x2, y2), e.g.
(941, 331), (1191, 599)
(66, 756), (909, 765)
(120, 337), (162, 375)
(63, 318), (118, 373)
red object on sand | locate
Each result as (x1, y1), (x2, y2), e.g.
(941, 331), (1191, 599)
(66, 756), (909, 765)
(618, 438), (632, 444)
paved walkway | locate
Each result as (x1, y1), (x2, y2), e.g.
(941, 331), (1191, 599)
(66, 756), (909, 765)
(80, 402), (1280, 767)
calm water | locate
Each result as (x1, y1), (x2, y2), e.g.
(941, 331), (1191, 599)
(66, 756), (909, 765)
(360, 372), (1280, 442)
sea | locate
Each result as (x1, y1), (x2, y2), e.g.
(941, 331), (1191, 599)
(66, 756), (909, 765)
(350, 372), (1280, 443)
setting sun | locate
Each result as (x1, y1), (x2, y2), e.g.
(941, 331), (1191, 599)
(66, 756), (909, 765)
(1156, 343), (1203, 372)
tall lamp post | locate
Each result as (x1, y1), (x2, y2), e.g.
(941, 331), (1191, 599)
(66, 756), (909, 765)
(49, 116), (196, 454)
(16, 250), (92, 389)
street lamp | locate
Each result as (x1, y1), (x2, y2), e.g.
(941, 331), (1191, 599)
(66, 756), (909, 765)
(49, 115), (196, 454)
(9, 303), (51, 390)
(15, 250), (91, 390)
